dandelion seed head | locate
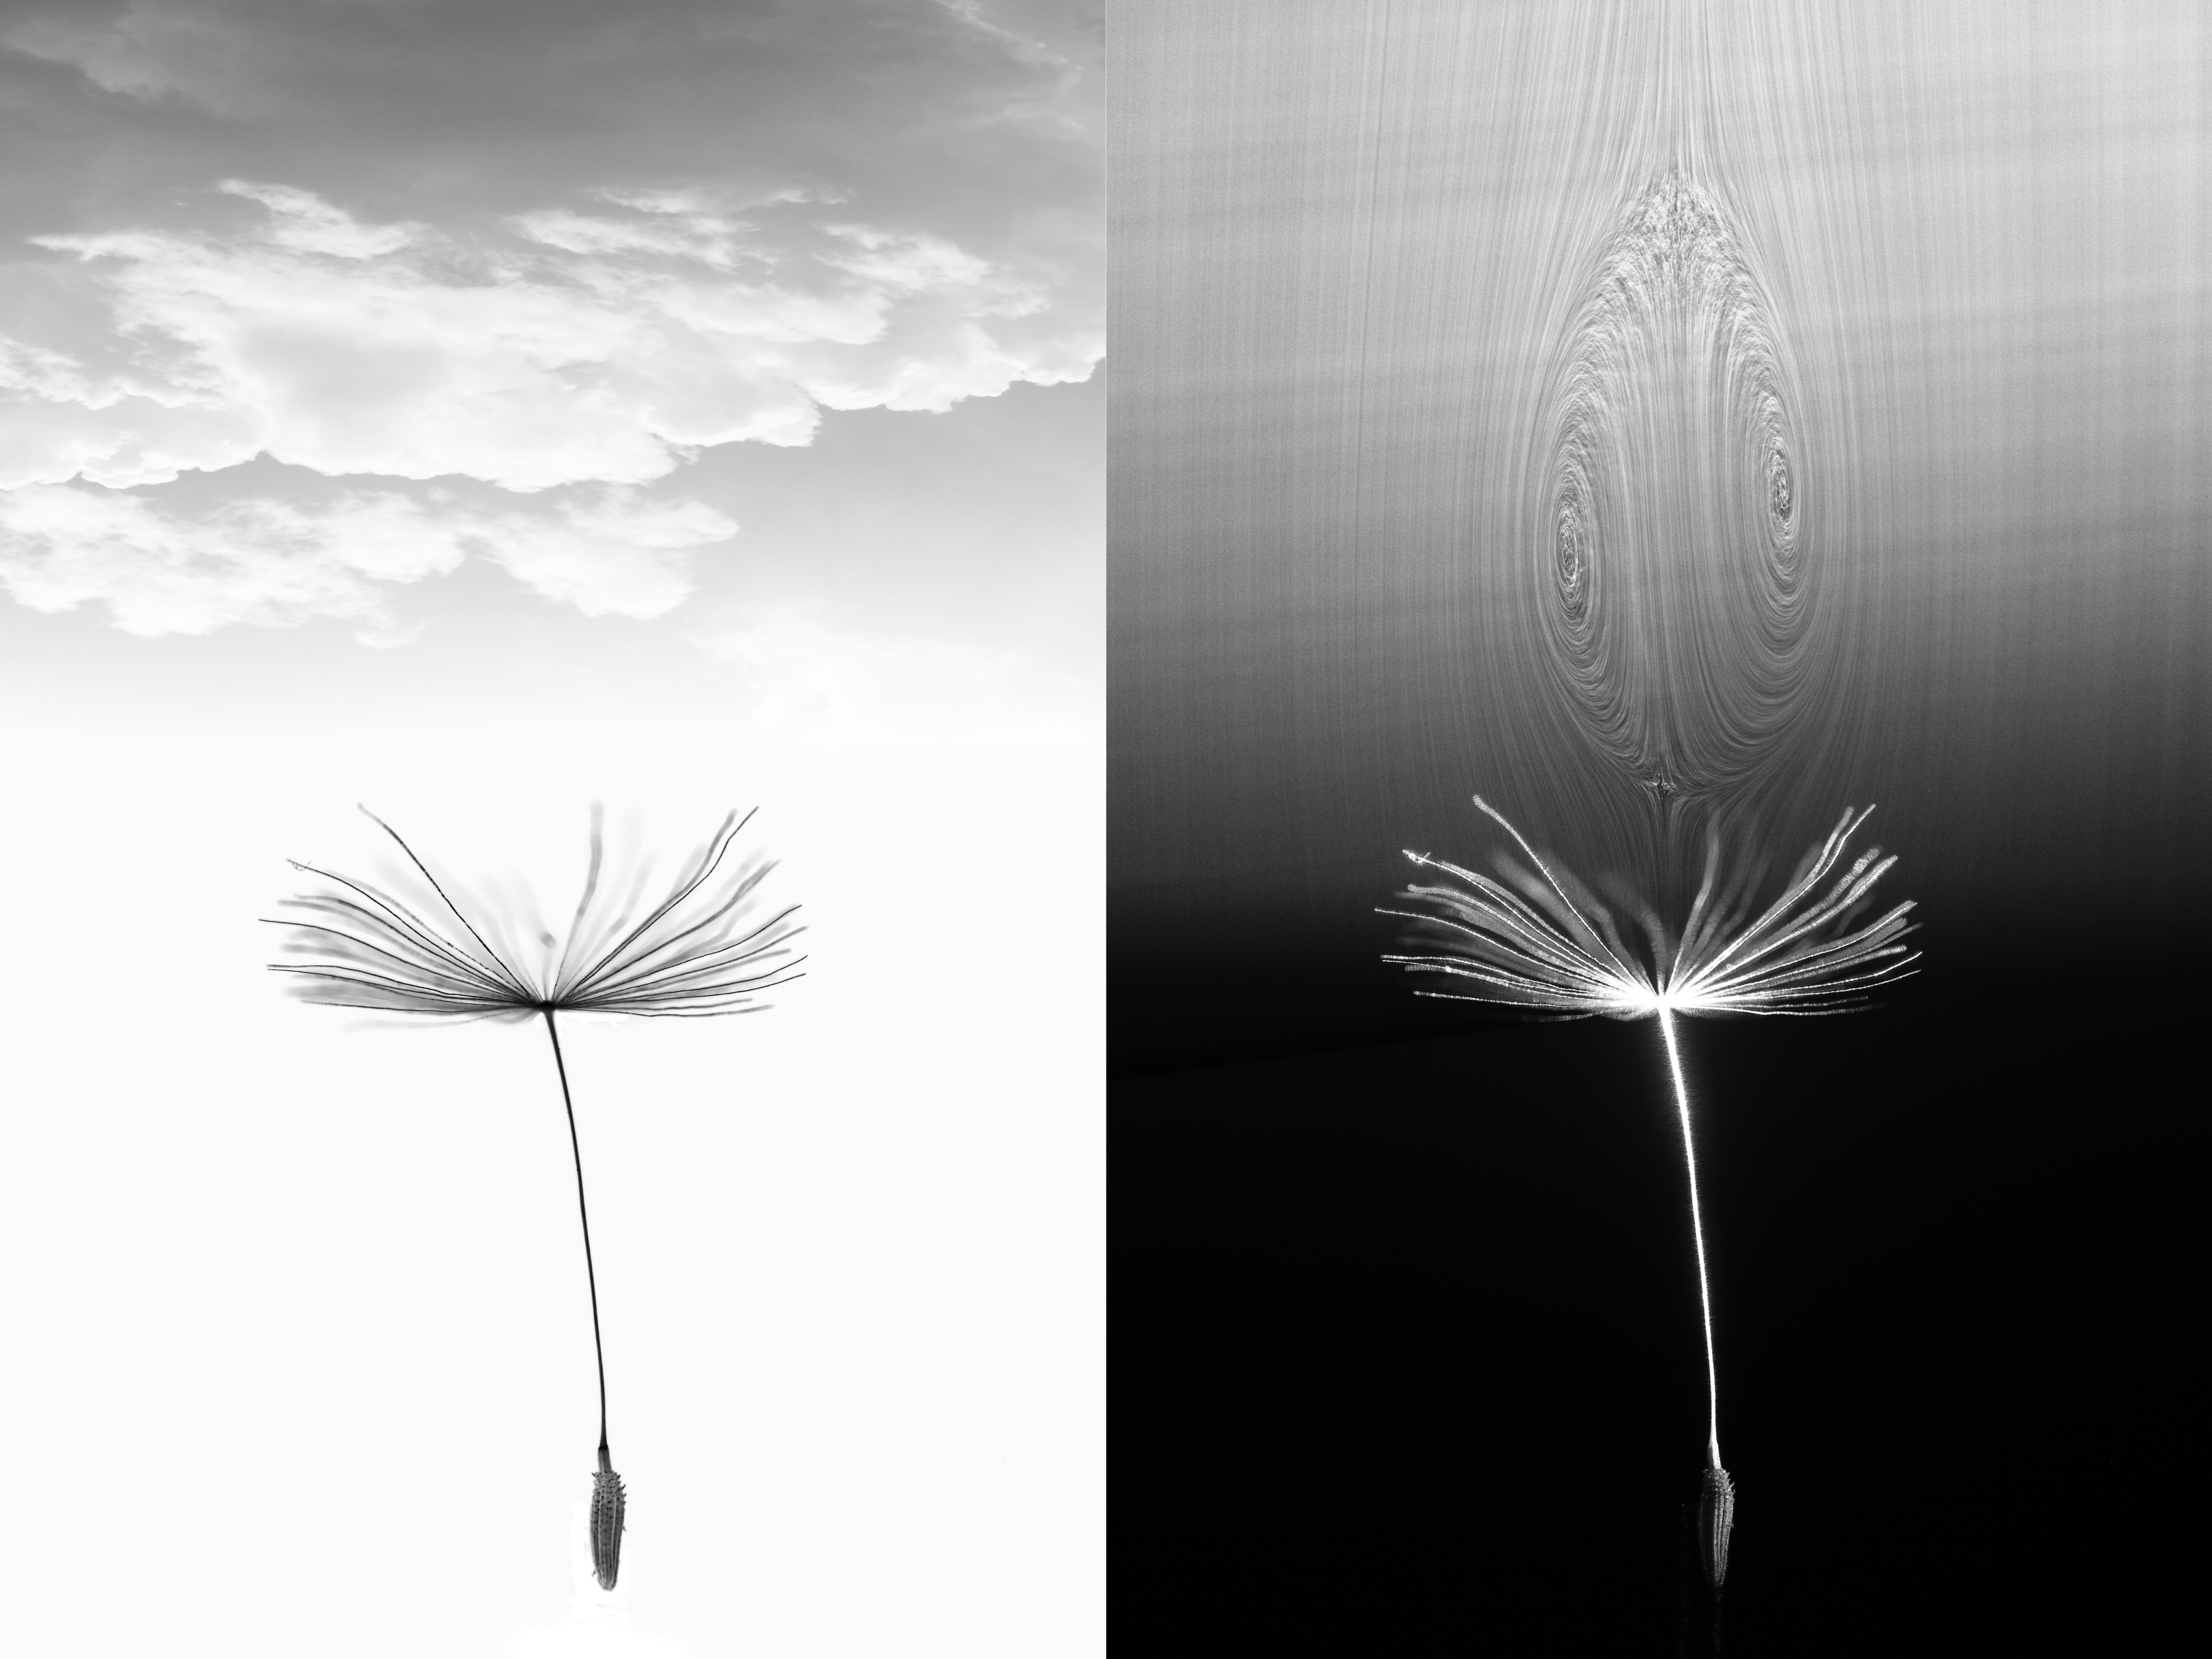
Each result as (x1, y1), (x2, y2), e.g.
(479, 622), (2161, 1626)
(265, 804), (805, 1021)
(1383, 795), (1918, 1021)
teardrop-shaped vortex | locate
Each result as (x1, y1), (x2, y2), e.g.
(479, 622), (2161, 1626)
(591, 1446), (627, 1590)
(1529, 170), (1815, 800)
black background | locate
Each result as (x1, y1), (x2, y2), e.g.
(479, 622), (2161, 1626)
(1111, 929), (2197, 1651)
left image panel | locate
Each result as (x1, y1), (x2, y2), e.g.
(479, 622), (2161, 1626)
(0, 4), (1102, 1655)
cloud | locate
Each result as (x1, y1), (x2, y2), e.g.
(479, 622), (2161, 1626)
(216, 180), (419, 258)
(0, 3), (1100, 645)
(0, 480), (735, 638)
(0, 5), (274, 115)
(0, 335), (259, 488)
(4, 181), (1100, 495)
(0, 482), (463, 638)
(699, 605), (1096, 752)
(463, 488), (735, 620)
(0, 1), (1095, 147)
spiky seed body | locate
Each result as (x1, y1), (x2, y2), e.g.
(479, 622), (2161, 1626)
(591, 1446), (627, 1590)
(1698, 1465), (1735, 1588)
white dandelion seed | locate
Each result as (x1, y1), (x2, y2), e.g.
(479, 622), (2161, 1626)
(1381, 795), (1918, 1587)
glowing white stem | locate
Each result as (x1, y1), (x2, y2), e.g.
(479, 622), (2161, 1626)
(1657, 1005), (1722, 1470)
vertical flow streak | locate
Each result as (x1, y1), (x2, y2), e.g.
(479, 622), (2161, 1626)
(544, 1008), (610, 1455)
(1657, 1005), (1720, 1469)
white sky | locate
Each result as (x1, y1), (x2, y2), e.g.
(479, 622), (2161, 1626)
(0, 751), (1103, 1658)
(0, 3), (1102, 1653)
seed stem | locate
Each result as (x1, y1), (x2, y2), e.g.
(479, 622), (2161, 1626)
(1657, 1005), (1722, 1469)
(543, 1008), (610, 1454)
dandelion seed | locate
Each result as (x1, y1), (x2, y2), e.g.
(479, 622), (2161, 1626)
(1381, 795), (1917, 1588)
(267, 804), (805, 1589)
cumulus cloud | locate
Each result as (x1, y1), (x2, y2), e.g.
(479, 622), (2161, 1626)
(216, 180), (420, 258)
(0, 2), (1098, 641)
(0, 482), (462, 638)
(0, 334), (259, 489)
(0, 480), (735, 638)
(0, 175), (1091, 630)
(3, 180), (1097, 495)
(462, 488), (735, 621)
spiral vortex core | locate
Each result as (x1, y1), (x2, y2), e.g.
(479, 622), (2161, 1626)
(1529, 171), (1816, 800)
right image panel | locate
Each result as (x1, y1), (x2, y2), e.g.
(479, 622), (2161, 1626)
(1110, 4), (2204, 1652)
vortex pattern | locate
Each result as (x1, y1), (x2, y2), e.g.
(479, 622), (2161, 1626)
(1529, 171), (1815, 799)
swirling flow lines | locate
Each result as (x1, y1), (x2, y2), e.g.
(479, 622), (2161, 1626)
(1529, 169), (1815, 804)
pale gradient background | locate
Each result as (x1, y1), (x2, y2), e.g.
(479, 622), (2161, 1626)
(1111, 0), (2207, 1066)
(0, 3), (1102, 1654)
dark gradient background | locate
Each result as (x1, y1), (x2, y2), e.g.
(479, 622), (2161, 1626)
(1110, 3), (2205, 1650)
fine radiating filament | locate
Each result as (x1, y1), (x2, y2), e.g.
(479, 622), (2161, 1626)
(1383, 796), (1917, 1018)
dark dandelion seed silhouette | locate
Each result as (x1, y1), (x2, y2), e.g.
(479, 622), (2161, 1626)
(267, 804), (805, 1590)
(1381, 795), (1917, 1589)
